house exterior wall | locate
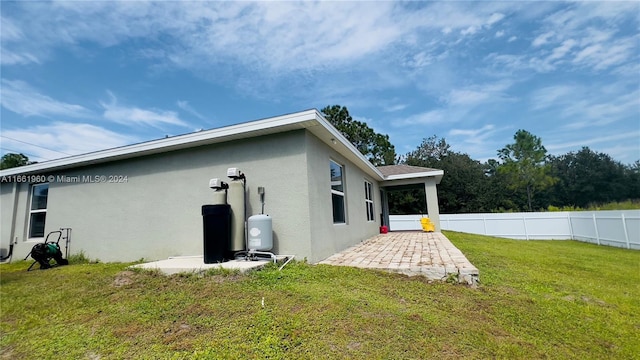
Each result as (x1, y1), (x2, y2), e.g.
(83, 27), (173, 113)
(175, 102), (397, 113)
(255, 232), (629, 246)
(304, 132), (381, 263)
(0, 182), (29, 257)
(1, 130), (314, 262)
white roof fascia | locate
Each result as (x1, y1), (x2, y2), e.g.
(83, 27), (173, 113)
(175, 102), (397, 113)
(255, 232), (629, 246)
(0, 110), (318, 176)
(384, 170), (444, 181)
(310, 110), (385, 181)
(0, 109), (385, 181)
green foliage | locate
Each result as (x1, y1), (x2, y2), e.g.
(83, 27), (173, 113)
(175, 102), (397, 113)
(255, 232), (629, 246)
(548, 147), (634, 208)
(548, 200), (640, 211)
(0, 153), (34, 169)
(497, 130), (556, 211)
(321, 105), (396, 166)
(399, 136), (511, 214)
(67, 251), (91, 264)
(2, 239), (639, 358)
(389, 130), (636, 214)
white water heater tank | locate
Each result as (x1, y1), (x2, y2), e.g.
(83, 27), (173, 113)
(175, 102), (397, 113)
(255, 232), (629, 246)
(248, 214), (272, 251)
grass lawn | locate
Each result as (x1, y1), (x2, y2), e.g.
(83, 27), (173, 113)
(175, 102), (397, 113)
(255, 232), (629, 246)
(1, 231), (638, 359)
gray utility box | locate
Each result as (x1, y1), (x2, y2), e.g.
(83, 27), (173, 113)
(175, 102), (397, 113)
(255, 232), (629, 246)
(248, 214), (273, 251)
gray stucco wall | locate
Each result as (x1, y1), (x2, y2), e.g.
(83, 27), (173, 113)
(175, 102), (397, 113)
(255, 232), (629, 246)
(1, 129), (384, 264)
(304, 133), (381, 263)
(1, 130), (313, 262)
(0, 182), (28, 258)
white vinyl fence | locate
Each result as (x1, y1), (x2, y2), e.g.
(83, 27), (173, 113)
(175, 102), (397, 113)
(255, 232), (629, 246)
(389, 210), (640, 250)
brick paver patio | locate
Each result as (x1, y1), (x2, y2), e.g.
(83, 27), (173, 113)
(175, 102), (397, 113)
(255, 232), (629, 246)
(319, 232), (479, 285)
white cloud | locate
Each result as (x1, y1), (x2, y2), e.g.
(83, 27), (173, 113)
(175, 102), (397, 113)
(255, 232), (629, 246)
(461, 26), (478, 36)
(532, 31), (555, 47)
(101, 91), (188, 128)
(446, 124), (506, 161)
(546, 131), (640, 153)
(495, 30), (505, 38)
(530, 84), (639, 130)
(443, 81), (514, 106)
(530, 85), (575, 110)
(383, 103), (408, 113)
(445, 89), (491, 106)
(1, 123), (137, 161)
(508, 36), (517, 42)
(395, 109), (446, 126)
(486, 13), (505, 26)
(449, 124), (496, 139)
(177, 100), (206, 120)
(0, 50), (40, 65)
(1, 2), (519, 77)
(0, 79), (90, 118)
(547, 39), (577, 61)
(523, 2), (640, 74)
(572, 37), (637, 71)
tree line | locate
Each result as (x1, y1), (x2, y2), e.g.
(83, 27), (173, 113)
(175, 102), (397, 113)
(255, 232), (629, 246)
(321, 105), (639, 214)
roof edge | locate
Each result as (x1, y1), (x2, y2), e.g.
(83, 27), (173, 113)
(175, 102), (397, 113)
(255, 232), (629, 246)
(384, 170), (444, 180)
(0, 110), (319, 176)
(0, 109), (385, 181)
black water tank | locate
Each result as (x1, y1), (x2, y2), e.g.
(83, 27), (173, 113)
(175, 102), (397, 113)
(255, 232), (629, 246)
(201, 204), (231, 263)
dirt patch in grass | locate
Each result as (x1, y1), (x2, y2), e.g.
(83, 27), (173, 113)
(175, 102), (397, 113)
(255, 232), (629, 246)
(113, 270), (136, 287)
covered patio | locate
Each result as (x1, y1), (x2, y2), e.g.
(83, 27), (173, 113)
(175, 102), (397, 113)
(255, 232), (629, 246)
(378, 165), (444, 232)
(319, 231), (479, 285)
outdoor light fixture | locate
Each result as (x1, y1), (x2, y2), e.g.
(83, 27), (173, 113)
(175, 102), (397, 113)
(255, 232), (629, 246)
(227, 167), (245, 180)
(208, 178), (229, 190)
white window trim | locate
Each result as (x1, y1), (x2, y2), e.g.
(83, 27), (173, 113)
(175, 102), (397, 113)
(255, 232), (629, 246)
(28, 183), (48, 240)
(330, 160), (347, 224)
(365, 180), (375, 222)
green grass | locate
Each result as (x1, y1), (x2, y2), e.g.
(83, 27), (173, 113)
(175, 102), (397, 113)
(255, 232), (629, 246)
(1, 232), (639, 359)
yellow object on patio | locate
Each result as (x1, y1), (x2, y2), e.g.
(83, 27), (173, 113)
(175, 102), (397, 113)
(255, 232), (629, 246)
(420, 217), (435, 232)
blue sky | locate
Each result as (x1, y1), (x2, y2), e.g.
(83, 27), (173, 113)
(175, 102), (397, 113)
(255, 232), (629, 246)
(1, 1), (639, 165)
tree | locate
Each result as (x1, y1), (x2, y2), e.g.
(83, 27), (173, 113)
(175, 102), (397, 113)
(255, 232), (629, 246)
(404, 136), (491, 213)
(497, 130), (556, 211)
(321, 105), (396, 166)
(549, 147), (631, 207)
(0, 153), (33, 170)
(482, 159), (518, 211)
(406, 135), (450, 164)
(626, 160), (640, 201)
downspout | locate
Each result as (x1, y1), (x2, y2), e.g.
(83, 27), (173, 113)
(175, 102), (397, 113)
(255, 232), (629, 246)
(1, 182), (20, 262)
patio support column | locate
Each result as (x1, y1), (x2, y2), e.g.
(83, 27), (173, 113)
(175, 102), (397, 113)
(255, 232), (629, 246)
(424, 179), (441, 231)
(380, 188), (390, 230)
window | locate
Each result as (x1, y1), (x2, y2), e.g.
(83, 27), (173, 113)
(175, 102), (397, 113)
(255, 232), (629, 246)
(364, 181), (375, 222)
(330, 160), (346, 224)
(29, 183), (48, 238)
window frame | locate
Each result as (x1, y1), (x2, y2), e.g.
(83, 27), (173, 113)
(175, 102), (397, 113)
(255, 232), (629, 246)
(28, 183), (49, 240)
(330, 160), (347, 224)
(364, 180), (375, 222)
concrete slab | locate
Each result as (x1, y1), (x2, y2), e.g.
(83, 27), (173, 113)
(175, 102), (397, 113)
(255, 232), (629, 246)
(320, 232), (479, 285)
(130, 255), (269, 275)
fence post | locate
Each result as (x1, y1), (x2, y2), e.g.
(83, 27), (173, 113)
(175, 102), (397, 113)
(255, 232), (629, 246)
(621, 214), (630, 249)
(523, 214), (529, 240)
(482, 214), (488, 236)
(592, 213), (600, 246)
(567, 212), (574, 240)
